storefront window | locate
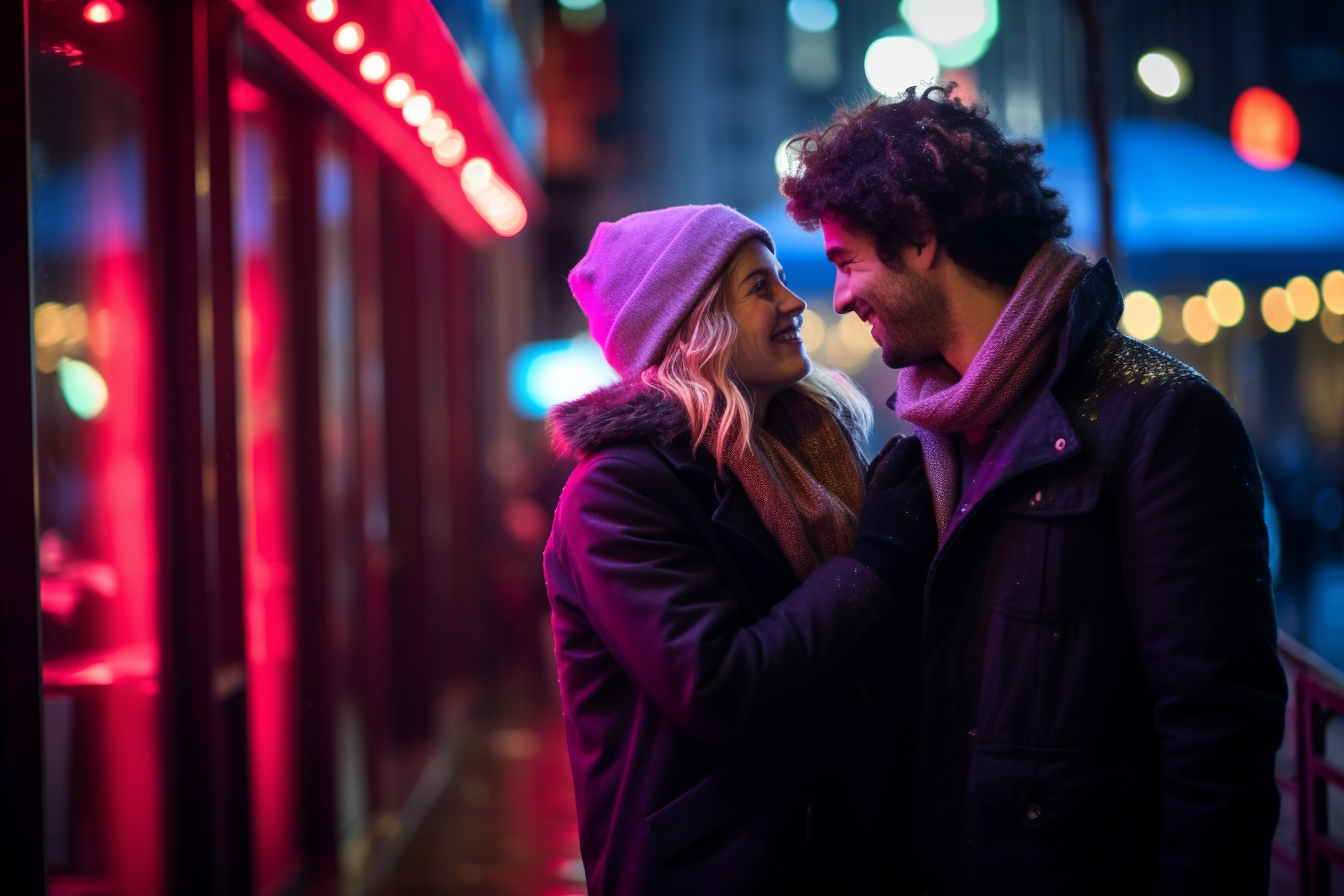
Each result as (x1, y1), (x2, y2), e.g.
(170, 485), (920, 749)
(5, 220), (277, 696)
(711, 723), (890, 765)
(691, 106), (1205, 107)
(31, 4), (162, 894)
(233, 79), (301, 895)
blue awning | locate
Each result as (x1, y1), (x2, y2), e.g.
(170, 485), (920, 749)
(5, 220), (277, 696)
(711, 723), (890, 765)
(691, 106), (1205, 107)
(752, 119), (1344, 295)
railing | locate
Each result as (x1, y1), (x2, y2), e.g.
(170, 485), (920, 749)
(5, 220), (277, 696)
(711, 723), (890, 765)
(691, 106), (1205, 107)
(1278, 632), (1344, 896)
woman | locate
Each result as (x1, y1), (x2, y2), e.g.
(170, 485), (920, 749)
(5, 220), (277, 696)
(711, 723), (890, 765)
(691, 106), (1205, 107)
(543, 205), (934, 895)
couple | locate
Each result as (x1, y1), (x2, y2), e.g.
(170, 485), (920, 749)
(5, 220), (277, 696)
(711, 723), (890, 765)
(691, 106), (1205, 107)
(543, 89), (1287, 895)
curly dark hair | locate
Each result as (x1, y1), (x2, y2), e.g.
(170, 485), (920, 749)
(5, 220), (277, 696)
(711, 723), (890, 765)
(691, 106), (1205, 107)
(781, 85), (1071, 288)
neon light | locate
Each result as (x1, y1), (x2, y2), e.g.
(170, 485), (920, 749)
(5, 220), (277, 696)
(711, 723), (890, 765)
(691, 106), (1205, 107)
(229, 0), (539, 242)
(383, 73), (414, 106)
(432, 129), (466, 166)
(306, 0), (336, 23)
(83, 0), (125, 24)
(333, 22), (364, 54)
(359, 51), (390, 83)
(401, 91), (433, 127)
(418, 111), (451, 146)
(460, 157), (527, 236)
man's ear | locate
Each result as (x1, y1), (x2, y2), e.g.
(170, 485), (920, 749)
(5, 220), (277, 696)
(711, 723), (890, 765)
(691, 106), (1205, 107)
(913, 233), (939, 272)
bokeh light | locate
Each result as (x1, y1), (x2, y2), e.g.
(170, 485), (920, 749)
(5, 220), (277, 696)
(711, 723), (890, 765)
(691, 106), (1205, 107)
(83, 0), (124, 23)
(460, 158), (528, 237)
(1206, 279), (1245, 327)
(401, 92), (433, 127)
(864, 35), (940, 97)
(1287, 274), (1321, 321)
(901, 0), (984, 44)
(1261, 286), (1295, 333)
(359, 52), (390, 83)
(305, 0), (336, 23)
(899, 0), (998, 67)
(775, 137), (801, 178)
(333, 22), (364, 54)
(559, 1), (606, 31)
(509, 336), (616, 419)
(1158, 295), (1186, 343)
(1135, 49), (1190, 102)
(419, 111), (451, 147)
(787, 0), (838, 33)
(800, 309), (826, 354)
(1120, 290), (1161, 341)
(383, 74), (414, 107)
(432, 129), (467, 167)
(1182, 295), (1218, 345)
(1322, 270), (1344, 315)
(1231, 86), (1299, 171)
(57, 357), (109, 420)
(1321, 307), (1344, 345)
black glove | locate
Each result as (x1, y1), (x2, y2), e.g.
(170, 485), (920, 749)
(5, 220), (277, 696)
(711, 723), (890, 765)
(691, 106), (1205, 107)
(848, 435), (938, 594)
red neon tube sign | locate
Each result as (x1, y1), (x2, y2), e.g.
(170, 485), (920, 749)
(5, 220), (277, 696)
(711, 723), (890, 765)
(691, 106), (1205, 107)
(231, 0), (542, 243)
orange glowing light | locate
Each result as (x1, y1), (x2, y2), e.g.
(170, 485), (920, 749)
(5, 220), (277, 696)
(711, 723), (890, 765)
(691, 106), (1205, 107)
(1262, 286), (1295, 333)
(359, 51), (390, 83)
(1231, 87), (1300, 171)
(432, 130), (467, 167)
(383, 73), (414, 107)
(305, 0), (336, 23)
(333, 22), (364, 54)
(1181, 295), (1218, 345)
(1287, 275), (1321, 321)
(83, 0), (124, 23)
(1322, 270), (1344, 315)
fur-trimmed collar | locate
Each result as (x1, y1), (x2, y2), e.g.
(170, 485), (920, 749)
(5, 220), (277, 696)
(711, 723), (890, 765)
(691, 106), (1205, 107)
(548, 378), (689, 460)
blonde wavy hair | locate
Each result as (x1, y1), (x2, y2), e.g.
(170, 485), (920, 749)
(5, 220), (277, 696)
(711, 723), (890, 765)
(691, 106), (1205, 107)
(641, 271), (873, 470)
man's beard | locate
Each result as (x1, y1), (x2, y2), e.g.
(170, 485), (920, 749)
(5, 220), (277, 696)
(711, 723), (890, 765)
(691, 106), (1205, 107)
(869, 266), (950, 369)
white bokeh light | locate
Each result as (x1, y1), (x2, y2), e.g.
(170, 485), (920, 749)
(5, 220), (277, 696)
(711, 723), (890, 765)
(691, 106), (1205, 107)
(775, 138), (801, 178)
(902, 0), (986, 45)
(1137, 51), (1182, 99)
(864, 36), (939, 97)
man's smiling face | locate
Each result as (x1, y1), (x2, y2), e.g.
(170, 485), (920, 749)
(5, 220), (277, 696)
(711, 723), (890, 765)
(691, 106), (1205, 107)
(821, 218), (949, 370)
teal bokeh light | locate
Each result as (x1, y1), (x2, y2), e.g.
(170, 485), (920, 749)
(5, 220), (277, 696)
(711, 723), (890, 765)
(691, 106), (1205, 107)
(899, 0), (999, 68)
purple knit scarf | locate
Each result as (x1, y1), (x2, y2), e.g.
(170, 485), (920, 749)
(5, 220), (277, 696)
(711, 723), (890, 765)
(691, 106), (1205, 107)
(895, 240), (1090, 536)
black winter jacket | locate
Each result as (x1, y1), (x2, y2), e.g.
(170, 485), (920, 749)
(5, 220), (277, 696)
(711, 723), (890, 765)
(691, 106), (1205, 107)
(543, 383), (900, 896)
(904, 260), (1287, 895)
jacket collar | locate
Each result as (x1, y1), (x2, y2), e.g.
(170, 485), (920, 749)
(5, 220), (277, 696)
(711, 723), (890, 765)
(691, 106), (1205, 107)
(936, 258), (1120, 540)
(647, 438), (798, 591)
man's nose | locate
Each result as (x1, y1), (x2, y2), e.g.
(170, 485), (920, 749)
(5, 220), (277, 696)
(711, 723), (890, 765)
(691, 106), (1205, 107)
(832, 270), (853, 315)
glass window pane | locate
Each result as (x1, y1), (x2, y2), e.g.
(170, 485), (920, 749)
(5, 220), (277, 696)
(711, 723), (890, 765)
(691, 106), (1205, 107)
(31, 5), (163, 894)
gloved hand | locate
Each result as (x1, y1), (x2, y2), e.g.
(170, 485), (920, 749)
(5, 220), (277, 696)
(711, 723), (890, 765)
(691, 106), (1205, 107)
(848, 435), (938, 594)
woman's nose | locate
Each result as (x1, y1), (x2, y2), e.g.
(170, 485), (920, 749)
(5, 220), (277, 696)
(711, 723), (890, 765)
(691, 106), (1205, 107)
(779, 288), (805, 316)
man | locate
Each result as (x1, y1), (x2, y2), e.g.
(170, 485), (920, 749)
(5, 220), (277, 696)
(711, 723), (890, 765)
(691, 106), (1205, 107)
(782, 87), (1287, 894)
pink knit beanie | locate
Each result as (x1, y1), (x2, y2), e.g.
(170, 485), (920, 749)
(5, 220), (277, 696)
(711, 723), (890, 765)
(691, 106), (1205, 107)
(568, 204), (775, 376)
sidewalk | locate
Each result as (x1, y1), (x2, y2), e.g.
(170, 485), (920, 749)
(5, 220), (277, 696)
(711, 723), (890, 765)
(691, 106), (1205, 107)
(377, 674), (584, 896)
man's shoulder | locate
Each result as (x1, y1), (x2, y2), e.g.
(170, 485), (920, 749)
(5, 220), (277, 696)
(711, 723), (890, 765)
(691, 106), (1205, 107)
(1069, 332), (1210, 421)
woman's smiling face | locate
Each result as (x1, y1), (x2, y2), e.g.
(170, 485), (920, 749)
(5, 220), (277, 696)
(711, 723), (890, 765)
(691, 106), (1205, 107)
(724, 238), (810, 411)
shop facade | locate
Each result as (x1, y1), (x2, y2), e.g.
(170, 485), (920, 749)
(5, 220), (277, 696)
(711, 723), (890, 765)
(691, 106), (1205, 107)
(0, 1), (540, 893)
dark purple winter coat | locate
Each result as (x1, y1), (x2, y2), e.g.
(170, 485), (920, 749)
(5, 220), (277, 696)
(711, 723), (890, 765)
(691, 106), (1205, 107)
(543, 383), (900, 896)
(901, 260), (1287, 894)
